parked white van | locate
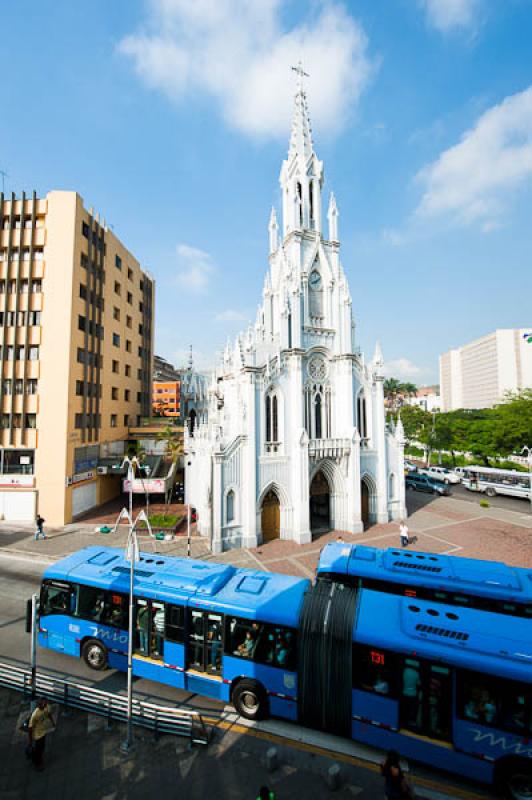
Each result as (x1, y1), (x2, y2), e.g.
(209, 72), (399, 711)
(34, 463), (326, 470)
(418, 466), (461, 484)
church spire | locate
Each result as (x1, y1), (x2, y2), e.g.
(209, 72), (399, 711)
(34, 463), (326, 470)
(288, 62), (314, 163)
(280, 63), (324, 238)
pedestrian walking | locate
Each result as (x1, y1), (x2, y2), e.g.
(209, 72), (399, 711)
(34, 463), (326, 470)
(381, 749), (414, 799)
(27, 698), (55, 771)
(399, 520), (409, 548)
(34, 514), (46, 540)
(257, 787), (276, 800)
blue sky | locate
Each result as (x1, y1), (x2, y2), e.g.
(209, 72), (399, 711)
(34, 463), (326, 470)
(1, 0), (531, 383)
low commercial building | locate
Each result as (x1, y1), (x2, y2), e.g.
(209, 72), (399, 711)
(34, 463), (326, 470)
(0, 190), (154, 524)
(405, 386), (441, 413)
(440, 329), (532, 411)
(152, 380), (181, 418)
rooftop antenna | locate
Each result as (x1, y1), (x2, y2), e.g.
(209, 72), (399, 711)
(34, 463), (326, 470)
(0, 169), (8, 194)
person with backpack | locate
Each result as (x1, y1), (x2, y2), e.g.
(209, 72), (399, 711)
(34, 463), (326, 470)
(381, 750), (414, 799)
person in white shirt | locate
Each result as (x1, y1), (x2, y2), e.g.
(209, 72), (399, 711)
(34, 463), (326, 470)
(399, 521), (409, 548)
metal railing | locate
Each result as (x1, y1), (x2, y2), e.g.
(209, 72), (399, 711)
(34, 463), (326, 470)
(0, 661), (210, 746)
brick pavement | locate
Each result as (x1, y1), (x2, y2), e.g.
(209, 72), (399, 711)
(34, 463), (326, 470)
(0, 491), (530, 574)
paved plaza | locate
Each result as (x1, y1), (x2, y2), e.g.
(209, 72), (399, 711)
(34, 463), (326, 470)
(1, 490), (530, 575)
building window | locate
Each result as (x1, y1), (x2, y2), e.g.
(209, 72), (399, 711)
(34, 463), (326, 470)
(123, 414), (130, 426)
(31, 279), (42, 293)
(139, 301), (144, 312)
(314, 393), (322, 439)
(111, 387), (118, 400)
(126, 315), (132, 329)
(26, 379), (38, 395)
(112, 333), (120, 347)
(138, 346), (143, 357)
(389, 473), (396, 499)
(137, 392), (142, 403)
(75, 413), (83, 429)
(29, 311), (41, 326)
(265, 392), (280, 447)
(82, 221), (89, 238)
(226, 490), (235, 523)
(16, 346), (25, 361)
(76, 381), (84, 396)
(115, 254), (122, 270)
(24, 414), (37, 429)
(125, 389), (130, 402)
(19, 279), (29, 293)
(138, 323), (143, 335)
(113, 307), (120, 321)
(0, 415), (9, 429)
(112, 359), (119, 373)
(357, 391), (367, 440)
(28, 346), (39, 361)
(126, 340), (131, 353)
(78, 315), (86, 332)
(14, 379), (23, 395)
(114, 281), (121, 296)
(110, 414), (117, 428)
(127, 291), (133, 304)
(125, 364), (131, 377)
(12, 414), (22, 429)
(80, 284), (87, 300)
(2, 380), (11, 395)
(128, 268), (133, 280)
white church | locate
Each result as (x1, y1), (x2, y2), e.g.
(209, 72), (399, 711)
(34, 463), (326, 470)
(185, 72), (406, 553)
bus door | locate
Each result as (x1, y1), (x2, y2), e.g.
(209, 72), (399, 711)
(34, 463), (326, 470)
(185, 610), (223, 697)
(399, 658), (452, 743)
(132, 598), (167, 680)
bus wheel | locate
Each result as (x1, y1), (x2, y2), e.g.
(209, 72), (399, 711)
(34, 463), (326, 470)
(232, 679), (267, 721)
(502, 766), (532, 799)
(82, 639), (108, 671)
(486, 487), (497, 498)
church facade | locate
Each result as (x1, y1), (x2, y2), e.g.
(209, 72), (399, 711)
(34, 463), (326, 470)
(185, 80), (406, 553)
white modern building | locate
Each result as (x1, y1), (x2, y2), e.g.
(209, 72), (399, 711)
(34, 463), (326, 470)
(440, 329), (532, 411)
(405, 386), (441, 413)
(185, 75), (406, 552)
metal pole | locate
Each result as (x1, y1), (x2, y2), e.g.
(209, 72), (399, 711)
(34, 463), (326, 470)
(30, 593), (37, 711)
(187, 503), (191, 558)
(122, 459), (136, 753)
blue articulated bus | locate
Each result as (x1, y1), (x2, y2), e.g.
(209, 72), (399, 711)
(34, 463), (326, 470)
(317, 542), (532, 618)
(37, 546), (532, 797)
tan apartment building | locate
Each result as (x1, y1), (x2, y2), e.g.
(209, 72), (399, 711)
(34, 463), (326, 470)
(0, 190), (154, 524)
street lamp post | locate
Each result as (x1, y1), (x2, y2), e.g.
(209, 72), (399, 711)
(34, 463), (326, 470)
(522, 446), (532, 514)
(113, 456), (142, 754)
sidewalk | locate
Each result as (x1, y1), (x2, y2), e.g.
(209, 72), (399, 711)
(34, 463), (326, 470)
(0, 689), (490, 800)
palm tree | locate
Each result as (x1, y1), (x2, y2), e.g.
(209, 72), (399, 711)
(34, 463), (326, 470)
(156, 425), (184, 514)
(384, 378), (402, 410)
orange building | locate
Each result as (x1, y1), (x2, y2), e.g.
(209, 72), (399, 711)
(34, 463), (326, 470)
(152, 381), (180, 418)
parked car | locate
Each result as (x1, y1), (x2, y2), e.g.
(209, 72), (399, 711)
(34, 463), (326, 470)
(405, 473), (451, 495)
(418, 466), (460, 484)
(404, 460), (418, 473)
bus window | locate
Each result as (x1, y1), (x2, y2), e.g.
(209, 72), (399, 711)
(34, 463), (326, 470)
(74, 585), (127, 628)
(427, 665), (451, 739)
(225, 617), (297, 671)
(401, 658), (422, 731)
(400, 658), (451, 740)
(136, 599), (150, 656)
(151, 602), (165, 658)
(187, 610), (223, 675)
(458, 670), (532, 735)
(225, 617), (261, 659)
(166, 604), (185, 643)
(41, 581), (73, 615)
(353, 645), (396, 697)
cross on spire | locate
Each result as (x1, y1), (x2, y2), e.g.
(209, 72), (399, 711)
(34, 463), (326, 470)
(291, 61), (309, 94)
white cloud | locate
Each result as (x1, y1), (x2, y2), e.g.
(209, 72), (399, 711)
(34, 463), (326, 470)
(119, 0), (373, 139)
(416, 86), (532, 228)
(175, 243), (215, 292)
(420, 0), (480, 32)
(383, 358), (425, 381)
(214, 309), (248, 322)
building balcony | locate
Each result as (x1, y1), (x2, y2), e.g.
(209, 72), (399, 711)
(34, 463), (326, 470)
(308, 438), (351, 460)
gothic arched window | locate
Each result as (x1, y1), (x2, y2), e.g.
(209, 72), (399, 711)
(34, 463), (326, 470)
(314, 393), (322, 439)
(226, 490), (235, 523)
(309, 179), (314, 228)
(265, 395), (272, 442)
(272, 395), (278, 442)
(357, 391), (367, 440)
(389, 473), (396, 500)
(296, 181), (303, 227)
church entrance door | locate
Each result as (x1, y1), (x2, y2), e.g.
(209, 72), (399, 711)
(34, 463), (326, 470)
(310, 470), (330, 535)
(361, 480), (370, 528)
(261, 490), (280, 541)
